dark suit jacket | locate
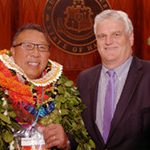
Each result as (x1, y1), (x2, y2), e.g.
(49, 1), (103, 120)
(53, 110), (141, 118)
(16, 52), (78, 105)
(77, 56), (150, 150)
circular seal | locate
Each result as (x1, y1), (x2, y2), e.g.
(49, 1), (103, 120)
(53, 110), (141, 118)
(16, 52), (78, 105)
(44, 0), (111, 55)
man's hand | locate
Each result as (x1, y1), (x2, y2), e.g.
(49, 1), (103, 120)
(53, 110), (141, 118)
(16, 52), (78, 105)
(37, 123), (70, 149)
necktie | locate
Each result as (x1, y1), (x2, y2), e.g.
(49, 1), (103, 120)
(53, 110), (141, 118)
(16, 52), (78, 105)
(103, 70), (115, 143)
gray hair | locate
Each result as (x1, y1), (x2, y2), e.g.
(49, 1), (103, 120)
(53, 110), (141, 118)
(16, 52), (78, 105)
(94, 9), (133, 35)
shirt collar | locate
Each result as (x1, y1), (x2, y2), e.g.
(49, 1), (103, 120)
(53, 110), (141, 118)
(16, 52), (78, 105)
(102, 56), (133, 78)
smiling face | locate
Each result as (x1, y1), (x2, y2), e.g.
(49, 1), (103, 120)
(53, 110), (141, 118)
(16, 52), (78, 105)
(11, 29), (50, 79)
(95, 17), (134, 69)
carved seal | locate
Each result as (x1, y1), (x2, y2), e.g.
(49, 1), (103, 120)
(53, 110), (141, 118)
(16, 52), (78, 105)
(44, 0), (111, 55)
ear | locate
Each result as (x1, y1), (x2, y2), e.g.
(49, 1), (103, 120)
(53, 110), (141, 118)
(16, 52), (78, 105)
(129, 32), (134, 46)
(10, 47), (15, 57)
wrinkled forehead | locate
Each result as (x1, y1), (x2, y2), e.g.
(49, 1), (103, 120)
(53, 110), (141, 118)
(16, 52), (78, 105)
(98, 15), (125, 25)
(97, 18), (125, 30)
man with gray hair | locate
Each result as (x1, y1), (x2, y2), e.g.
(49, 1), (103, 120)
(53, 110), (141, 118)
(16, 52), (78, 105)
(77, 9), (150, 150)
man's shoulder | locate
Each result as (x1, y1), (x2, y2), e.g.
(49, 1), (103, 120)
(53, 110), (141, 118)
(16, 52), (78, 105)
(78, 64), (101, 78)
(132, 56), (150, 69)
(81, 64), (101, 73)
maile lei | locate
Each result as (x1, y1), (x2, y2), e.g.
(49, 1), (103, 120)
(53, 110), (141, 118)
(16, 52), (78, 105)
(0, 50), (95, 150)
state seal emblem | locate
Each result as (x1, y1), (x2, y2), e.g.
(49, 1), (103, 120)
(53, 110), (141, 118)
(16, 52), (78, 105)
(44, 0), (111, 55)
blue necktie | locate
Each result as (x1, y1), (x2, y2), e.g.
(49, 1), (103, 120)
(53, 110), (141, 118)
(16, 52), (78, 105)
(103, 70), (115, 143)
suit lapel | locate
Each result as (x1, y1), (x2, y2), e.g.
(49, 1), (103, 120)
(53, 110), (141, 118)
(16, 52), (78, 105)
(108, 57), (143, 141)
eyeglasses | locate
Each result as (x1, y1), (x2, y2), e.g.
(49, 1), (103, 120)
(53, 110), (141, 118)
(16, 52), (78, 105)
(13, 41), (50, 52)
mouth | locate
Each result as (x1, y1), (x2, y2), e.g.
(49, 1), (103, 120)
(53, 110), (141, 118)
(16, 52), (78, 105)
(28, 62), (40, 67)
(104, 47), (117, 50)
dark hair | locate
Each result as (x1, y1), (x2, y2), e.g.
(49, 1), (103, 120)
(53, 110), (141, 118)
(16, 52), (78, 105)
(12, 23), (49, 45)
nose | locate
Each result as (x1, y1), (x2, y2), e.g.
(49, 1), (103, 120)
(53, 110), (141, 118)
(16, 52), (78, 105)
(31, 45), (40, 57)
(105, 35), (113, 45)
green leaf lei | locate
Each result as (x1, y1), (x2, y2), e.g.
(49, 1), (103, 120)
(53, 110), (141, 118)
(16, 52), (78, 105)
(0, 91), (20, 149)
(39, 75), (95, 150)
(0, 52), (95, 149)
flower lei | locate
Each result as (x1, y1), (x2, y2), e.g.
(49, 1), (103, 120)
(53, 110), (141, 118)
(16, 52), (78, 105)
(0, 50), (95, 150)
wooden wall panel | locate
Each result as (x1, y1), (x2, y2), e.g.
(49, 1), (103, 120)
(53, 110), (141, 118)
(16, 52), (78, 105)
(17, 0), (46, 26)
(0, 0), (11, 49)
(142, 0), (150, 59)
(108, 0), (135, 14)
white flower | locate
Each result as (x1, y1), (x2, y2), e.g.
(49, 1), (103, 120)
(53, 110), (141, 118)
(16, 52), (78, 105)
(4, 110), (8, 116)
(9, 141), (15, 150)
(2, 97), (7, 106)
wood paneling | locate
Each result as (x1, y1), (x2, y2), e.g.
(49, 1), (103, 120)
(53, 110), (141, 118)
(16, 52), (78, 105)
(0, 0), (11, 49)
(0, 0), (149, 81)
(142, 0), (150, 59)
(17, 0), (46, 25)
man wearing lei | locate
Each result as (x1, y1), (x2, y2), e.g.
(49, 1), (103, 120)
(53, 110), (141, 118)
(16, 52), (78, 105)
(0, 24), (95, 150)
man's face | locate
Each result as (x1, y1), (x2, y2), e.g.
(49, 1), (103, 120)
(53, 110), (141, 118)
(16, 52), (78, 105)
(95, 18), (134, 68)
(11, 29), (50, 79)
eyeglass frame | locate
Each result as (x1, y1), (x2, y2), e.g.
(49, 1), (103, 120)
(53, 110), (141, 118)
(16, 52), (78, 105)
(13, 41), (50, 52)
